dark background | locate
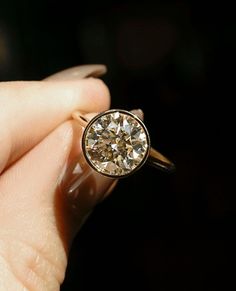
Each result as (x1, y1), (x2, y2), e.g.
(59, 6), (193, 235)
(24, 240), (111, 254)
(1, 1), (236, 290)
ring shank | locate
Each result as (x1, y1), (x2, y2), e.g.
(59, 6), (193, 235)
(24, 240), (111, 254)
(148, 147), (175, 172)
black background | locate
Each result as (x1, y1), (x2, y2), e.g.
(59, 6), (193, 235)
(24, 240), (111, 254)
(1, 1), (236, 290)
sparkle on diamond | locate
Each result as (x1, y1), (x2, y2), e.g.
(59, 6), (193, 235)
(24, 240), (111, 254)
(84, 111), (149, 176)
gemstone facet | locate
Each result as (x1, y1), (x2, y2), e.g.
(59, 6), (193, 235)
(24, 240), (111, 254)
(82, 110), (150, 177)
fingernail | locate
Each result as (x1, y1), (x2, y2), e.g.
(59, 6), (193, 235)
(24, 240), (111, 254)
(59, 118), (116, 222)
(44, 64), (107, 81)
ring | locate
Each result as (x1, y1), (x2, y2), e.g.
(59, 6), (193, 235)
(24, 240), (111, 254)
(73, 109), (175, 178)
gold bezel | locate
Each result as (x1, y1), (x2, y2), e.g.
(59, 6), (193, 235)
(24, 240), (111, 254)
(82, 109), (151, 178)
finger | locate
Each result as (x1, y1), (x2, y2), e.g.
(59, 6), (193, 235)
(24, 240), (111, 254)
(0, 77), (110, 173)
(0, 121), (74, 290)
(0, 120), (114, 290)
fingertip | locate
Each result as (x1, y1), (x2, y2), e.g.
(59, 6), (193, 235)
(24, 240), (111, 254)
(79, 77), (111, 112)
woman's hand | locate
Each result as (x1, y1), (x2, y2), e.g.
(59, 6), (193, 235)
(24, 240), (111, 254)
(0, 65), (112, 290)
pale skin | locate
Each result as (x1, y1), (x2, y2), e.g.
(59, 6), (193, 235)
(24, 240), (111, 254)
(0, 65), (112, 290)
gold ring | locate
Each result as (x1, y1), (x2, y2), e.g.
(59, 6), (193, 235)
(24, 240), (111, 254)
(73, 109), (175, 178)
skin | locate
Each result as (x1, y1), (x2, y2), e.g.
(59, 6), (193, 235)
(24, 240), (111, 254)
(0, 65), (113, 290)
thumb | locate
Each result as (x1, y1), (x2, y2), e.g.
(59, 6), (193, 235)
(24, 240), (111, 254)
(0, 120), (114, 290)
(0, 121), (74, 290)
(0, 122), (73, 290)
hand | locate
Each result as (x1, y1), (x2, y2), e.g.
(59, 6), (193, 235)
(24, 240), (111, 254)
(0, 65), (114, 290)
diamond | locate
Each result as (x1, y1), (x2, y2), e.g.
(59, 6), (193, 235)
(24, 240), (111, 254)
(83, 110), (150, 177)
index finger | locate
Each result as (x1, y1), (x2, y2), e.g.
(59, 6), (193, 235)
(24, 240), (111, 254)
(0, 78), (110, 173)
